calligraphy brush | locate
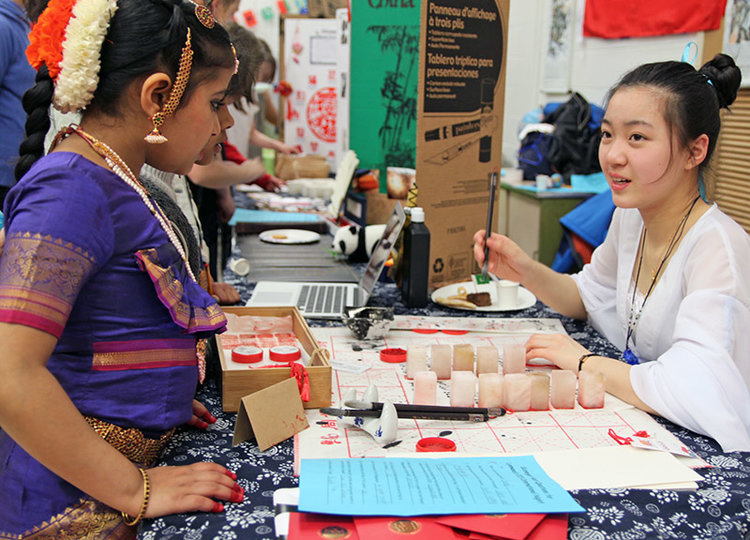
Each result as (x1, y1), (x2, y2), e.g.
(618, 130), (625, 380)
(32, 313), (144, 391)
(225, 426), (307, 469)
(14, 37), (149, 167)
(482, 170), (498, 280)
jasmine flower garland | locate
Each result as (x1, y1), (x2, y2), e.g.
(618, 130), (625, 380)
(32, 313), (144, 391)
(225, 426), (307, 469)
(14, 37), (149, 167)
(54, 0), (119, 112)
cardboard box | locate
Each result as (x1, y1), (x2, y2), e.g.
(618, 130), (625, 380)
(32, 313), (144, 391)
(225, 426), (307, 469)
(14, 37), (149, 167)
(416, 0), (509, 289)
(307, 0), (348, 18)
(218, 306), (331, 412)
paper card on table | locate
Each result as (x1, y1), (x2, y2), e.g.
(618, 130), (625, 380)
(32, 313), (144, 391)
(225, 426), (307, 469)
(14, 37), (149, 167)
(288, 512), (359, 539)
(232, 378), (309, 451)
(298, 457), (584, 516)
(436, 513), (545, 540)
(354, 515), (456, 538)
(533, 446), (702, 491)
(526, 514), (567, 540)
(628, 434), (699, 458)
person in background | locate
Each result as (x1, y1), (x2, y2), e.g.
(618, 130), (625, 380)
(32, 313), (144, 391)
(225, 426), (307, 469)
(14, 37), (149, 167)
(225, 25), (297, 159)
(0, 1), (244, 536)
(0, 0), (35, 208)
(208, 0), (238, 24)
(187, 0), (288, 279)
(475, 53), (750, 452)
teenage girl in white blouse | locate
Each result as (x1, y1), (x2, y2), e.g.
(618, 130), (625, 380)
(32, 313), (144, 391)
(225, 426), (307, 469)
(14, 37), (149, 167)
(475, 53), (750, 452)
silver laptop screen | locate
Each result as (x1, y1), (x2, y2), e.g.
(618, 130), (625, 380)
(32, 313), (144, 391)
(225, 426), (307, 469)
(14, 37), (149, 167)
(359, 204), (406, 297)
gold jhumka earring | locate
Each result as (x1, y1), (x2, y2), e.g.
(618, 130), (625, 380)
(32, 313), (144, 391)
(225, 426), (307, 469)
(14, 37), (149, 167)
(145, 28), (194, 144)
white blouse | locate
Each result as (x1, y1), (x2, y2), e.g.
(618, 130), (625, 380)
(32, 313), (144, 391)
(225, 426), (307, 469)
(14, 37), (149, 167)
(572, 205), (750, 452)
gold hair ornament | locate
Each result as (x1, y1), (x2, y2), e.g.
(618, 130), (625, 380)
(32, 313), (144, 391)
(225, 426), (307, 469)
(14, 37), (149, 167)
(194, 3), (216, 28)
(231, 43), (239, 74)
(145, 28), (194, 144)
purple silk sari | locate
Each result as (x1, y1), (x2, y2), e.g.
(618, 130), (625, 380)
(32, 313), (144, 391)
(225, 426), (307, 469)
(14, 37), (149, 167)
(0, 153), (226, 537)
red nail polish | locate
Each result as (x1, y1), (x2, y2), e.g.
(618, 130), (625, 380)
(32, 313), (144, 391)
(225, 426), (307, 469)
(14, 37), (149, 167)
(197, 420), (208, 429)
(211, 502), (224, 513)
(230, 491), (244, 503)
(208, 414), (217, 423)
(225, 470), (237, 480)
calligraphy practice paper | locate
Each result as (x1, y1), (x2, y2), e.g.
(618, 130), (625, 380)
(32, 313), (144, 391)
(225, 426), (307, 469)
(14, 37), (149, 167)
(299, 457), (584, 516)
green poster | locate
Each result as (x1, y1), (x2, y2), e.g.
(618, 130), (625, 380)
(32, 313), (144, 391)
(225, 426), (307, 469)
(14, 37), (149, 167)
(350, 0), (421, 190)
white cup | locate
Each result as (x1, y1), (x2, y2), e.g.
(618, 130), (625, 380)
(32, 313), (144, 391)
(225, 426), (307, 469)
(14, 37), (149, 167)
(228, 257), (250, 276)
(502, 168), (523, 185)
(535, 174), (550, 190)
(496, 279), (519, 308)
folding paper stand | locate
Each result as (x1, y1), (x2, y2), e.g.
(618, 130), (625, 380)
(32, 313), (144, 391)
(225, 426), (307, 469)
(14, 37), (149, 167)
(232, 378), (309, 451)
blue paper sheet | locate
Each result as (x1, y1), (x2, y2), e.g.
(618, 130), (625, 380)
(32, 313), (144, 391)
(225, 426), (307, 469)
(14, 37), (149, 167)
(299, 457), (584, 516)
(227, 208), (322, 227)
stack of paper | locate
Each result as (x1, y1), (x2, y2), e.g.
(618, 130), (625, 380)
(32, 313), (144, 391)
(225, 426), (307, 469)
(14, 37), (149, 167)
(274, 488), (568, 539)
(288, 512), (567, 539)
(276, 456), (582, 538)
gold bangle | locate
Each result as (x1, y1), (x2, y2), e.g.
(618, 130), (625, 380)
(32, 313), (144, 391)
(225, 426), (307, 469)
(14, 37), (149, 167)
(577, 353), (598, 373)
(122, 468), (150, 526)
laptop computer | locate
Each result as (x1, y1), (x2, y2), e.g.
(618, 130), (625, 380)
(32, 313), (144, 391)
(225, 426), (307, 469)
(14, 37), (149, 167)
(246, 204), (406, 319)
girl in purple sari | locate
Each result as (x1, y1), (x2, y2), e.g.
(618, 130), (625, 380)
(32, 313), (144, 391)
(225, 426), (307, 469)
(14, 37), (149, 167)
(0, 0), (245, 537)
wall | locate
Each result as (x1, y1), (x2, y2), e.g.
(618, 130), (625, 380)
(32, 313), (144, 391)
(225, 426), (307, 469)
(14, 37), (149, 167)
(501, 0), (703, 166)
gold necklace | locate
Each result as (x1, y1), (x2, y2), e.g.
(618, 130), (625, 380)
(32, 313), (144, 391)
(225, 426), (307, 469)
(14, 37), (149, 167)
(63, 124), (198, 283)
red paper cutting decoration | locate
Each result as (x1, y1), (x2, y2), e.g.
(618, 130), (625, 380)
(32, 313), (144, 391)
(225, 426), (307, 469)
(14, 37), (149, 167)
(242, 9), (257, 27)
(306, 87), (337, 143)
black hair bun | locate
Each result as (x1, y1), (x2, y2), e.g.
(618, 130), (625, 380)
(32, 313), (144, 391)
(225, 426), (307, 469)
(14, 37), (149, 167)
(700, 53), (742, 109)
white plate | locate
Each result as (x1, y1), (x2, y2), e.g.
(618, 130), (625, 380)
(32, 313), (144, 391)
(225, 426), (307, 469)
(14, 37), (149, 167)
(259, 229), (321, 245)
(431, 281), (537, 312)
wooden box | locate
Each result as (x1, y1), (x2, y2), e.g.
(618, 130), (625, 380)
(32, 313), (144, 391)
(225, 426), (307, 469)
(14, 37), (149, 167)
(218, 306), (331, 412)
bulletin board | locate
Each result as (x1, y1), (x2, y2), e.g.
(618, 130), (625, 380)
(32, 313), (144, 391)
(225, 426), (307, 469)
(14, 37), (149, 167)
(282, 17), (342, 167)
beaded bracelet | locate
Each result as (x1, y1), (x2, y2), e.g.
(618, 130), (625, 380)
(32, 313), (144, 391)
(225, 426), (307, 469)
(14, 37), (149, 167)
(122, 468), (150, 526)
(577, 353), (599, 373)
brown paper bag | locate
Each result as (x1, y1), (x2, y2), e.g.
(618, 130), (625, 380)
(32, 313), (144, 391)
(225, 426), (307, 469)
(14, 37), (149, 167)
(275, 154), (331, 180)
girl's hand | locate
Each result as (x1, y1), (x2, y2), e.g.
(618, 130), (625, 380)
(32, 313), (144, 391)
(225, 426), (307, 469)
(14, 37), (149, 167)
(187, 399), (217, 430)
(211, 282), (241, 305)
(525, 333), (590, 372)
(276, 142), (300, 155)
(472, 230), (533, 283)
(262, 174), (286, 192)
(142, 462), (243, 517)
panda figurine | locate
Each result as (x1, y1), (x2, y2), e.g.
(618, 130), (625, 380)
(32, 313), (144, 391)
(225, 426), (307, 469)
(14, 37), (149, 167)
(332, 224), (386, 263)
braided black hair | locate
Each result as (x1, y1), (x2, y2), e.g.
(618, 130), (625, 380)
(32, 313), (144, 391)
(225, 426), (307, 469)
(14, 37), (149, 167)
(14, 0), (235, 181)
(14, 64), (53, 182)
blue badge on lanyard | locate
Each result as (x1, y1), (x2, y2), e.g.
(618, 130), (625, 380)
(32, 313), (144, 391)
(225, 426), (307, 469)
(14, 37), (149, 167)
(622, 348), (640, 365)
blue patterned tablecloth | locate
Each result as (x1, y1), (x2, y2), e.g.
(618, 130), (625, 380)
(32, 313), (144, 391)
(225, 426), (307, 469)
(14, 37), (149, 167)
(140, 274), (750, 540)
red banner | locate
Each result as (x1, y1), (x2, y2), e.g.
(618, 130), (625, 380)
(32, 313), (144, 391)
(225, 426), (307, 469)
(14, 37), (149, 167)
(583, 0), (727, 39)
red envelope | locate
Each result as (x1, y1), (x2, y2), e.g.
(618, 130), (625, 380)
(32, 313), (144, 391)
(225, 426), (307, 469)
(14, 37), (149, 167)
(526, 514), (567, 540)
(436, 514), (545, 540)
(354, 516), (456, 539)
(288, 512), (359, 539)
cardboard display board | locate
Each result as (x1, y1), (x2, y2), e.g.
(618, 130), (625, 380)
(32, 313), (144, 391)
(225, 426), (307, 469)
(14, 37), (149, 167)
(415, 0), (509, 288)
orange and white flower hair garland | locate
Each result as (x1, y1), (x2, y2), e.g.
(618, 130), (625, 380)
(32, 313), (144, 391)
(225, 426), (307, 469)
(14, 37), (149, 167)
(27, 0), (118, 113)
